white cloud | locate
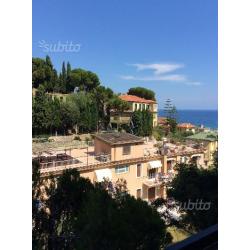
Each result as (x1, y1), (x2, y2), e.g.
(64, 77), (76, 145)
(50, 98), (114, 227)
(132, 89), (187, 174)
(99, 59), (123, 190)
(129, 63), (184, 75)
(120, 74), (186, 81)
(121, 62), (201, 86)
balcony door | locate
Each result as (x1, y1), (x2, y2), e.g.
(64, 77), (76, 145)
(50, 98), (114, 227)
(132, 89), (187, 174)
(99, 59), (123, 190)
(148, 169), (157, 179)
(148, 187), (156, 201)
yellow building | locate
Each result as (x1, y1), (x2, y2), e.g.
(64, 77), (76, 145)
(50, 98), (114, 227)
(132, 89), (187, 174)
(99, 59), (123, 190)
(110, 94), (158, 128)
(36, 133), (166, 201)
(34, 133), (207, 201)
(186, 131), (218, 166)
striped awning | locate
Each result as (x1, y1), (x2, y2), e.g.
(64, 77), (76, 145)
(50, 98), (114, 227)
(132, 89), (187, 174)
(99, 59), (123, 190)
(148, 160), (162, 169)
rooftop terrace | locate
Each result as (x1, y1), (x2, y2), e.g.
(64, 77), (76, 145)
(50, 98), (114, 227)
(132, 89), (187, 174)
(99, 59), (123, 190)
(95, 132), (144, 145)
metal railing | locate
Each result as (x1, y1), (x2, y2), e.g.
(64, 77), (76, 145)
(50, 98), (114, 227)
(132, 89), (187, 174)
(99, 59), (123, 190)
(40, 154), (163, 177)
(166, 148), (205, 158)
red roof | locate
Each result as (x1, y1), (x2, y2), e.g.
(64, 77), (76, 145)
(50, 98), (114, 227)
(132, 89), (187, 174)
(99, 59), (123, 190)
(177, 123), (196, 129)
(158, 117), (167, 124)
(119, 94), (156, 104)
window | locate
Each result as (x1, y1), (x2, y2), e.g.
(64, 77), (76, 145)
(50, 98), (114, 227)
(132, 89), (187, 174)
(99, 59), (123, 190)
(136, 189), (142, 199)
(137, 164), (142, 177)
(123, 145), (131, 155)
(148, 169), (156, 179)
(115, 165), (129, 174)
(181, 156), (186, 163)
(134, 103), (137, 111)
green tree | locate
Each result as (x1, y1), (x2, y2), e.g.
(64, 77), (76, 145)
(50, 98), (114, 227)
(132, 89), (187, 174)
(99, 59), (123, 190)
(93, 86), (114, 129)
(131, 110), (153, 136)
(32, 56), (57, 91)
(128, 87), (156, 101)
(66, 62), (72, 92)
(168, 164), (218, 231)
(109, 95), (130, 130)
(212, 149), (218, 169)
(32, 85), (51, 135)
(47, 97), (62, 135)
(47, 169), (94, 249)
(67, 93), (99, 133)
(32, 160), (55, 249)
(33, 169), (171, 249)
(69, 68), (100, 92)
(164, 99), (178, 133)
(62, 62), (66, 83)
(153, 126), (166, 141)
(59, 101), (80, 135)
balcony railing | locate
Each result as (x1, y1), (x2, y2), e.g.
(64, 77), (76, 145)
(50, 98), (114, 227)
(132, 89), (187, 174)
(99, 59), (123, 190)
(166, 148), (205, 158)
(143, 172), (174, 187)
(39, 154), (163, 177)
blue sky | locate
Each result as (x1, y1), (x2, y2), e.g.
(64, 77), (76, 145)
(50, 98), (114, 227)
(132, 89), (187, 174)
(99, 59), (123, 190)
(33, 0), (217, 110)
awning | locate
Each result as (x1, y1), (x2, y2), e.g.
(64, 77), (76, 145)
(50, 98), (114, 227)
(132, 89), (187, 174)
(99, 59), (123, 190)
(148, 160), (162, 169)
(191, 154), (201, 158)
(95, 168), (112, 182)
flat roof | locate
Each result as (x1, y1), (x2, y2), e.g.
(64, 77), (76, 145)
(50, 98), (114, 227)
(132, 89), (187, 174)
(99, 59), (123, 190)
(186, 131), (218, 142)
(95, 132), (144, 145)
(32, 140), (87, 154)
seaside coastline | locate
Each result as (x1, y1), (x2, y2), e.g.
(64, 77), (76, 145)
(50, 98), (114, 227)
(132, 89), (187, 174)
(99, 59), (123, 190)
(158, 109), (218, 129)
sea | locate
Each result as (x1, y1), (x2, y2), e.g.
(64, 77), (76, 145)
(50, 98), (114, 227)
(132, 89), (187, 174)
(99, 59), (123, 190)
(158, 110), (218, 129)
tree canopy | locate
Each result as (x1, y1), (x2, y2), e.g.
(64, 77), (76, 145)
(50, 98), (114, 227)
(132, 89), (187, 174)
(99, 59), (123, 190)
(32, 56), (57, 92)
(32, 57), (158, 136)
(168, 163), (218, 231)
(164, 99), (178, 133)
(32, 165), (170, 249)
(32, 56), (100, 94)
(32, 88), (99, 136)
(128, 87), (156, 101)
(131, 110), (153, 136)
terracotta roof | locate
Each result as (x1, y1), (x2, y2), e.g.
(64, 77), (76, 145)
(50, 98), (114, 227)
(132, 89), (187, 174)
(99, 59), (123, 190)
(158, 117), (167, 124)
(119, 94), (156, 104)
(177, 123), (196, 129)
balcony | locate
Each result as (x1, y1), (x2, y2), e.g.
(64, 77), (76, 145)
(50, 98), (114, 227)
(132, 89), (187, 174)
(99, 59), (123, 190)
(110, 115), (131, 124)
(143, 172), (173, 188)
(34, 147), (112, 173)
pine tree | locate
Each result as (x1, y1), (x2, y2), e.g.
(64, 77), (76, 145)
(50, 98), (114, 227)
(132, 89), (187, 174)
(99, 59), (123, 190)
(164, 99), (178, 133)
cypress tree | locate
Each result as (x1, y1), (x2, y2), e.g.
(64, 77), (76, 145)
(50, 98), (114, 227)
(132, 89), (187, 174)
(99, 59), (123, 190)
(66, 62), (72, 92)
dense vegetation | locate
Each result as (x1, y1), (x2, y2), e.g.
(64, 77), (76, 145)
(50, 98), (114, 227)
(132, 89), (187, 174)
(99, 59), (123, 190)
(32, 56), (100, 93)
(164, 99), (178, 133)
(168, 163), (218, 231)
(131, 110), (153, 136)
(152, 154), (218, 232)
(128, 87), (156, 101)
(32, 56), (155, 137)
(32, 86), (100, 135)
(32, 162), (171, 249)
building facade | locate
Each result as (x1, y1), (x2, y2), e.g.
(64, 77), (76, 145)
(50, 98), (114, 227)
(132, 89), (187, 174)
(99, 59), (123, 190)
(37, 133), (167, 202)
(110, 95), (158, 128)
(186, 131), (218, 166)
(35, 133), (207, 202)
